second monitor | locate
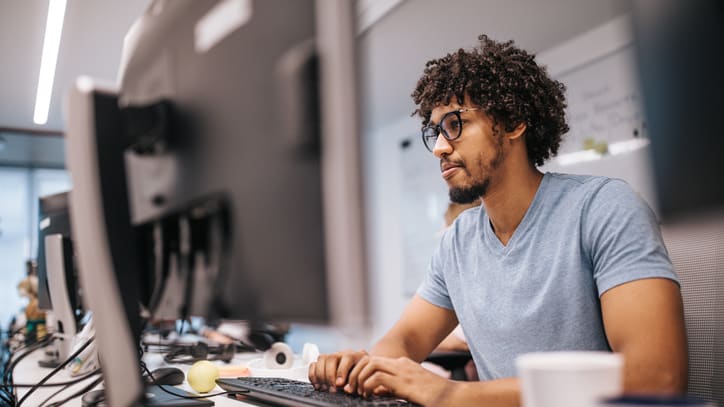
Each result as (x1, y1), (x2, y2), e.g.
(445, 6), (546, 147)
(65, 0), (370, 405)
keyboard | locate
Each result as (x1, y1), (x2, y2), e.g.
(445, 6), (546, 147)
(216, 377), (420, 406)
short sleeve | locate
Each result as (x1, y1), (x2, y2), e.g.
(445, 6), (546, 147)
(416, 229), (455, 310)
(582, 179), (678, 296)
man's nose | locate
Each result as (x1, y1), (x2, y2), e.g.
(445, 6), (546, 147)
(432, 134), (453, 158)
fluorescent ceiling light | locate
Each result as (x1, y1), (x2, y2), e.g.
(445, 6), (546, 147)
(33, 0), (68, 125)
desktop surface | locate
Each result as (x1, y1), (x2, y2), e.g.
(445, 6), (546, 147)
(14, 348), (418, 407)
(11, 344), (255, 406)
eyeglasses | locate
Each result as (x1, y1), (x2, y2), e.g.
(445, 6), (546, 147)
(421, 108), (480, 152)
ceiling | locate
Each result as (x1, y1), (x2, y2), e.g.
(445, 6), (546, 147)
(0, 0), (148, 168)
(0, 0), (149, 132)
(0, 0), (630, 167)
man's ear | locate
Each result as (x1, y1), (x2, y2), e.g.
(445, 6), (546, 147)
(508, 122), (527, 141)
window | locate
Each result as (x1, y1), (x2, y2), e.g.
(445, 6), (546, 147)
(0, 167), (70, 327)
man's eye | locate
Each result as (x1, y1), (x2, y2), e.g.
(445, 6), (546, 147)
(447, 119), (461, 130)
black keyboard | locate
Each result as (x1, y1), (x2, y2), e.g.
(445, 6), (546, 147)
(216, 377), (420, 406)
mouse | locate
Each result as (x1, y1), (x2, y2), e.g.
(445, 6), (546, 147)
(81, 389), (106, 407)
(147, 366), (185, 386)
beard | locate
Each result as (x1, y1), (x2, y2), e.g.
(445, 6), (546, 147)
(446, 135), (506, 204)
(449, 180), (490, 203)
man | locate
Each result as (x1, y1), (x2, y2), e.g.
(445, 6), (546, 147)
(309, 35), (687, 406)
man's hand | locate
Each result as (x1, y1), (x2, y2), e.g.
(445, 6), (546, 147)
(344, 355), (454, 405)
(308, 349), (368, 392)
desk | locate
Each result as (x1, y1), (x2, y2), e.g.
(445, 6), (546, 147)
(12, 345), (264, 406)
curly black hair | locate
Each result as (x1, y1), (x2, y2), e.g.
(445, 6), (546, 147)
(412, 35), (569, 166)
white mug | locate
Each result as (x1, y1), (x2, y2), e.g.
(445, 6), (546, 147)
(516, 351), (623, 407)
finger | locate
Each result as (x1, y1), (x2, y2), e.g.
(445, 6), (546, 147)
(313, 355), (328, 389)
(358, 358), (403, 396)
(335, 350), (366, 387)
(335, 353), (357, 387)
(308, 362), (317, 388)
(361, 372), (397, 399)
(357, 358), (393, 395)
(324, 354), (340, 391)
(344, 355), (369, 394)
(355, 358), (379, 396)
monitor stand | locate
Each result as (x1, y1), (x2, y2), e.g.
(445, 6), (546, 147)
(37, 326), (61, 368)
(40, 234), (78, 367)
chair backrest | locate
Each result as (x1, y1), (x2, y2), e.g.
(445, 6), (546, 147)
(661, 214), (724, 406)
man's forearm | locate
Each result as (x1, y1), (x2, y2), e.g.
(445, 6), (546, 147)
(369, 331), (436, 362)
(442, 378), (521, 407)
(369, 334), (415, 359)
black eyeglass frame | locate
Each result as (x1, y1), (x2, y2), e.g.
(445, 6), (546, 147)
(420, 108), (480, 152)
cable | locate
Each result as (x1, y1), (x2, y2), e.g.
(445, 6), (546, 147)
(36, 371), (102, 407)
(3, 335), (54, 383)
(44, 376), (103, 407)
(38, 385), (70, 407)
(16, 335), (94, 406)
(1, 334), (55, 406)
(3, 334), (55, 378)
(0, 391), (14, 406)
(3, 327), (25, 337)
(0, 369), (100, 388)
(15, 336), (93, 406)
(37, 371), (101, 407)
(0, 320), (22, 405)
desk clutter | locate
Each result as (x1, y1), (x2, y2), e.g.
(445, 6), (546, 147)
(2, 315), (321, 406)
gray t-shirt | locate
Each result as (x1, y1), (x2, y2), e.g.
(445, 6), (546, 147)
(417, 172), (678, 381)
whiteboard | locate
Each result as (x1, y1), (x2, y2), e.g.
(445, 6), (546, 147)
(539, 14), (658, 211)
(555, 44), (646, 156)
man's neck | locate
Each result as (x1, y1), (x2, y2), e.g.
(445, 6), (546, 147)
(482, 164), (544, 246)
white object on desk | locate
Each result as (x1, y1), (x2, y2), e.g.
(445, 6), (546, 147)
(245, 342), (319, 383)
(248, 357), (310, 382)
(517, 351), (623, 407)
(263, 342), (294, 369)
(302, 342), (320, 365)
(66, 318), (99, 376)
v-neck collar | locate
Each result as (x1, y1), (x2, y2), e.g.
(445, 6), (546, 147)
(482, 172), (550, 255)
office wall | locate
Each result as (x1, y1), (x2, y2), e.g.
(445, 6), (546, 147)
(359, 0), (634, 339)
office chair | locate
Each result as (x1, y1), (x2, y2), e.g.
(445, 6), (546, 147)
(660, 214), (724, 406)
(425, 350), (473, 381)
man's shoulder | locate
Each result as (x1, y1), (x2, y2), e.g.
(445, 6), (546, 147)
(540, 173), (649, 224)
(546, 173), (656, 232)
(546, 172), (613, 188)
(545, 172), (633, 201)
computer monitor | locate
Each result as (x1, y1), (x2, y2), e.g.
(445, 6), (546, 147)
(37, 192), (72, 311)
(631, 0), (724, 220)
(65, 0), (368, 405)
(36, 191), (84, 366)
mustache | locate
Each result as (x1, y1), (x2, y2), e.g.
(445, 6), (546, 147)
(440, 158), (465, 171)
